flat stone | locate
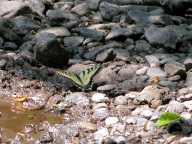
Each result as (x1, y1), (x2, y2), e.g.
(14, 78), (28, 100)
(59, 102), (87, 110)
(164, 61), (186, 76)
(147, 67), (167, 78)
(114, 96), (127, 105)
(91, 93), (108, 103)
(39, 27), (71, 37)
(71, 3), (89, 16)
(145, 25), (178, 49)
(145, 55), (160, 67)
(96, 48), (116, 62)
(65, 92), (90, 107)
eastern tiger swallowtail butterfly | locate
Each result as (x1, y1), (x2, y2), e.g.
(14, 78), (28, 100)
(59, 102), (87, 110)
(56, 64), (101, 91)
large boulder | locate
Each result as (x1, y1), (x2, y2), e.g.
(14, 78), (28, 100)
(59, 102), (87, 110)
(33, 32), (70, 68)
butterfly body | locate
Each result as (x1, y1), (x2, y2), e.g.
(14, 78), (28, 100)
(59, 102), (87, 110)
(56, 64), (101, 91)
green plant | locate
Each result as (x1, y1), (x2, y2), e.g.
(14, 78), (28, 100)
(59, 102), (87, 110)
(56, 64), (101, 91)
(155, 112), (182, 128)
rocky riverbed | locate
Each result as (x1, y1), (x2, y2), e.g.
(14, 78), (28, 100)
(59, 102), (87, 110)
(0, 0), (192, 143)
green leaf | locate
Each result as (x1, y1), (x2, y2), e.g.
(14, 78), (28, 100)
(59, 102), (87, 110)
(156, 112), (182, 128)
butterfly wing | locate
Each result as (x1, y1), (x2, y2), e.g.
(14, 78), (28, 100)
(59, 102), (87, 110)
(56, 70), (83, 87)
(78, 64), (101, 88)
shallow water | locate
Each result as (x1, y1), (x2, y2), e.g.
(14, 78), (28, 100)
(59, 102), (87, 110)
(0, 98), (63, 140)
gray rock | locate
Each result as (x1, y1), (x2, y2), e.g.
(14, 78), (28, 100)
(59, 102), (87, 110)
(166, 101), (185, 113)
(136, 66), (148, 75)
(106, 26), (144, 41)
(46, 9), (78, 27)
(135, 85), (163, 106)
(144, 121), (156, 132)
(184, 58), (192, 71)
(136, 117), (148, 127)
(132, 106), (154, 119)
(3, 42), (18, 51)
(114, 48), (130, 61)
(186, 71), (192, 87)
(97, 84), (117, 93)
(53, 1), (73, 10)
(64, 36), (84, 47)
(0, 59), (7, 69)
(12, 16), (40, 35)
(147, 67), (167, 78)
(0, 0), (29, 18)
(34, 32), (69, 67)
(145, 55), (160, 67)
(88, 0), (101, 10)
(39, 132), (53, 143)
(134, 40), (152, 53)
(145, 25), (178, 49)
(64, 92), (90, 107)
(38, 27), (71, 37)
(128, 10), (173, 25)
(96, 48), (116, 62)
(83, 42), (122, 60)
(99, 2), (121, 20)
(117, 75), (147, 92)
(71, 3), (89, 16)
(0, 37), (4, 48)
(117, 64), (139, 81)
(114, 96), (127, 105)
(164, 61), (186, 77)
(25, 0), (45, 16)
(75, 27), (105, 41)
(0, 19), (21, 44)
(124, 116), (137, 124)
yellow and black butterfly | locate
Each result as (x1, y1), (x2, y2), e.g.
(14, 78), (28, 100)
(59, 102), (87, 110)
(56, 64), (101, 91)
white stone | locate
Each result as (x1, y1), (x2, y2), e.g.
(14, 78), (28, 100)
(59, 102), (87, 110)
(183, 100), (192, 111)
(141, 109), (153, 119)
(136, 66), (148, 75)
(105, 117), (119, 126)
(92, 93), (108, 103)
(94, 127), (109, 142)
(181, 112), (191, 119)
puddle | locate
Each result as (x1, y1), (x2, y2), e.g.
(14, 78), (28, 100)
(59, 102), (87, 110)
(0, 98), (63, 140)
